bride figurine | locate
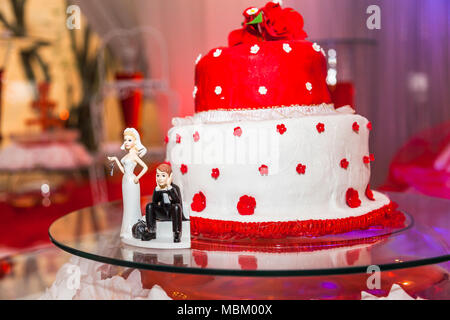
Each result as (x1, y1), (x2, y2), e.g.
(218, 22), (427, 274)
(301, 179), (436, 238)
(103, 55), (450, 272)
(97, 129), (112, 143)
(108, 128), (148, 238)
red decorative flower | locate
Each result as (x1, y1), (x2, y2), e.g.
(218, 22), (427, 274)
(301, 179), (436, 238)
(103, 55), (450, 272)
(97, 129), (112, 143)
(238, 255), (258, 270)
(369, 153), (375, 162)
(259, 164), (269, 176)
(228, 7), (262, 46)
(365, 184), (375, 201)
(340, 158), (349, 169)
(211, 168), (220, 179)
(260, 2), (307, 41)
(237, 195), (256, 215)
(176, 134), (181, 144)
(180, 164), (188, 175)
(164, 135), (169, 144)
(316, 122), (325, 133)
(346, 188), (361, 208)
(193, 131), (200, 142)
(191, 192), (206, 212)
(276, 124), (287, 135)
(228, 2), (307, 46)
(363, 156), (370, 164)
(233, 127), (242, 137)
(352, 122), (360, 133)
(296, 163), (306, 174)
(367, 122), (373, 131)
(228, 26), (261, 47)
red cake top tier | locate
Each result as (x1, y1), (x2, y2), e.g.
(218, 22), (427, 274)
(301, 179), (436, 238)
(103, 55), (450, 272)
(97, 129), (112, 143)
(194, 2), (332, 113)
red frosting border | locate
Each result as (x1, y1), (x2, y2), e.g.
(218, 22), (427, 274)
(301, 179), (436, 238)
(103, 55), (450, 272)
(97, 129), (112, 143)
(190, 202), (405, 240)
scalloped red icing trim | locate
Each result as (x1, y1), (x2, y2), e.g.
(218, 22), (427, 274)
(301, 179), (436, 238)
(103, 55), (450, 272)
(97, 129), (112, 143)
(190, 202), (403, 239)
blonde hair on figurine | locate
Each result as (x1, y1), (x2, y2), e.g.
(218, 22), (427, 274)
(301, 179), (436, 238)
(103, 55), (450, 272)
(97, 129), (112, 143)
(121, 128), (147, 158)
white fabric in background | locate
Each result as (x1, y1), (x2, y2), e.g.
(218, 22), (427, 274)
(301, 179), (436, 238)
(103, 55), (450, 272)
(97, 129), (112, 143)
(361, 284), (426, 300)
(39, 255), (171, 300)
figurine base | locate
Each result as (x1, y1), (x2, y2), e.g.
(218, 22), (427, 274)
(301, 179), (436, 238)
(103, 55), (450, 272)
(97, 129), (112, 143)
(121, 221), (191, 249)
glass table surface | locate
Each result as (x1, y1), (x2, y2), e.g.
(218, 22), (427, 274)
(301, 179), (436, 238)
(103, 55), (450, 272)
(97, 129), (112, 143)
(48, 192), (449, 277)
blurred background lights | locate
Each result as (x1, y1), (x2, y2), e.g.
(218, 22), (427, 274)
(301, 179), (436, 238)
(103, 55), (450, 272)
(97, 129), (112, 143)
(40, 183), (50, 195)
(59, 109), (70, 121)
(42, 198), (51, 207)
(328, 49), (337, 58)
(326, 48), (337, 86)
(327, 49), (337, 67)
(327, 68), (337, 86)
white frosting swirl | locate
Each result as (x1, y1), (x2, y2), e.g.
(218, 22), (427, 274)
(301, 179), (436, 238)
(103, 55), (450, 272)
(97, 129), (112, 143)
(172, 104), (355, 126)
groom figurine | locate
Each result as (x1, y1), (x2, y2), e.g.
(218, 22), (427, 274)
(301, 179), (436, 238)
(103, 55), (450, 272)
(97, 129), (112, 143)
(142, 163), (186, 242)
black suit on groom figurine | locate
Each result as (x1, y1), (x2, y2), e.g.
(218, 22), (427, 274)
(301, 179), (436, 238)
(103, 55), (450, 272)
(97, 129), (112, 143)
(145, 183), (187, 242)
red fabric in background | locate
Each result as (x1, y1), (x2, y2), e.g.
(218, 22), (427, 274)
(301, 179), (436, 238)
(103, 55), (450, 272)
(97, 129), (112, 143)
(329, 82), (355, 109)
(115, 72), (144, 131)
(0, 166), (157, 251)
(380, 121), (450, 199)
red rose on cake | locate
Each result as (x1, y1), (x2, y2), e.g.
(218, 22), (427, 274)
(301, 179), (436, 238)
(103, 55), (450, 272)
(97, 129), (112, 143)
(228, 2), (307, 46)
(260, 2), (307, 41)
(228, 7), (262, 46)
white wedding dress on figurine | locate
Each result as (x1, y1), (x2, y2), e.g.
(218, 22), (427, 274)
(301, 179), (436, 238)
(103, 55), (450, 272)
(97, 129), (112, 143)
(120, 157), (142, 238)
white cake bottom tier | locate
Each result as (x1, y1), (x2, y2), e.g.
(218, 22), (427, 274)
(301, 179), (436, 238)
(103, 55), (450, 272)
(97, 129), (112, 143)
(166, 113), (394, 237)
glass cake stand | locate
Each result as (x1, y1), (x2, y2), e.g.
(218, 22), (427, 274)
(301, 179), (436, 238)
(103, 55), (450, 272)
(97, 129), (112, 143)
(48, 192), (449, 299)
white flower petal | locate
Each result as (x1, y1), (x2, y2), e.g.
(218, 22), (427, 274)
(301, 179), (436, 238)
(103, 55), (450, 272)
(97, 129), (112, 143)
(213, 49), (222, 57)
(250, 44), (260, 54)
(258, 86), (267, 95)
(246, 8), (259, 15)
(283, 43), (292, 53)
(215, 86), (222, 95)
(312, 42), (321, 52)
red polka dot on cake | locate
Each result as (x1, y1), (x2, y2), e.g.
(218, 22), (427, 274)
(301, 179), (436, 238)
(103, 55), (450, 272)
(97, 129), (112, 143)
(276, 124), (287, 135)
(352, 122), (359, 133)
(211, 168), (220, 179)
(237, 195), (256, 215)
(180, 164), (188, 174)
(191, 191), (206, 212)
(233, 127), (242, 137)
(193, 131), (200, 142)
(259, 164), (269, 176)
(346, 188), (361, 208)
(296, 163), (306, 174)
(316, 122), (325, 133)
(365, 184), (375, 201)
(176, 134), (181, 143)
(340, 158), (349, 169)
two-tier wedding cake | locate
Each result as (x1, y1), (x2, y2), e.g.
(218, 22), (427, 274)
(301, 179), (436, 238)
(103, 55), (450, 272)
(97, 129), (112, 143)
(165, 2), (402, 240)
